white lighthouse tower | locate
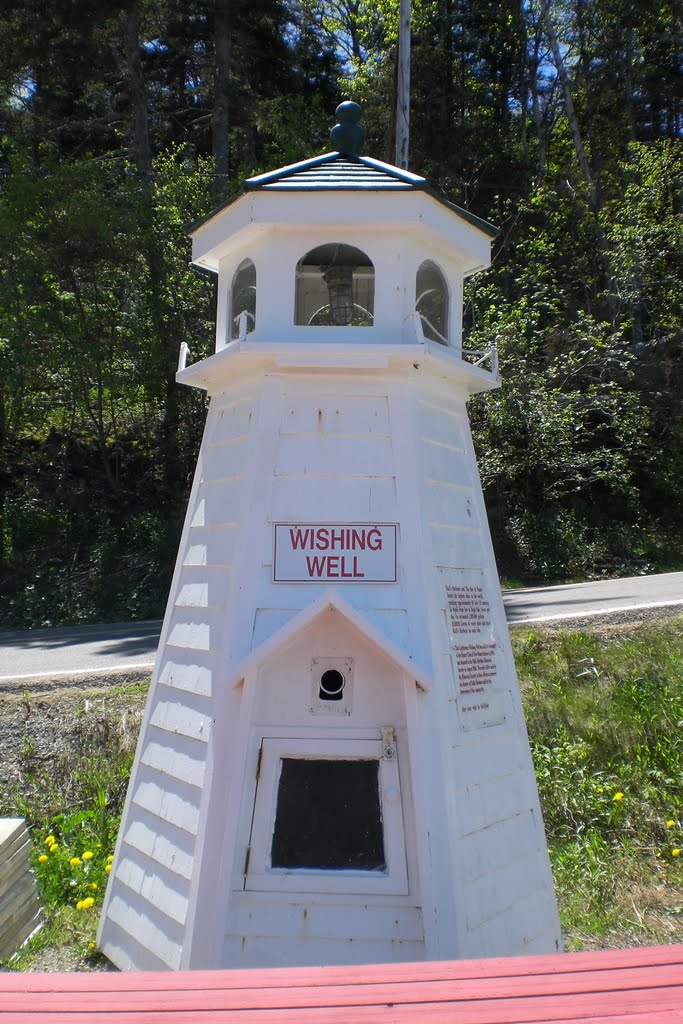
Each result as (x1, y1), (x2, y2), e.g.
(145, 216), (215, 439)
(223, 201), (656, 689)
(98, 103), (561, 971)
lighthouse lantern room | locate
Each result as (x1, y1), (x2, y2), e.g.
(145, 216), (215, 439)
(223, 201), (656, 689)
(98, 103), (562, 972)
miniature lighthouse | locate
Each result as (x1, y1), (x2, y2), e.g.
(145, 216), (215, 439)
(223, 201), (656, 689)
(98, 103), (561, 971)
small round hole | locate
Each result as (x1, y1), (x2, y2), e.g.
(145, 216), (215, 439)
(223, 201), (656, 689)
(319, 669), (345, 701)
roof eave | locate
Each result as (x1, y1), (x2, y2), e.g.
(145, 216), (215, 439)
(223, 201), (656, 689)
(187, 151), (497, 242)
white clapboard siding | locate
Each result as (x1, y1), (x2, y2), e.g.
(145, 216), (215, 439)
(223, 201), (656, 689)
(274, 435), (394, 478)
(429, 523), (485, 569)
(459, 810), (544, 884)
(228, 898), (424, 942)
(464, 855), (548, 932)
(465, 884), (561, 958)
(183, 526), (236, 568)
(453, 731), (528, 788)
(280, 394), (391, 435)
(174, 565), (229, 610)
(421, 439), (469, 485)
(0, 819), (42, 959)
(225, 889), (426, 969)
(122, 808), (196, 880)
(224, 934), (426, 969)
(132, 766), (203, 835)
(113, 845), (189, 926)
(418, 397), (467, 445)
(207, 396), (256, 444)
(99, 176), (561, 972)
(156, 651), (216, 697)
(105, 892), (184, 969)
(270, 477), (397, 523)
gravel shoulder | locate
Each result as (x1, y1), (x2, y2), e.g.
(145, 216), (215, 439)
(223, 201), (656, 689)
(0, 674), (149, 807)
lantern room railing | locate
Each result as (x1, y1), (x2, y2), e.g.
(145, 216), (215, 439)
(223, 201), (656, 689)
(408, 312), (499, 377)
(177, 311), (499, 377)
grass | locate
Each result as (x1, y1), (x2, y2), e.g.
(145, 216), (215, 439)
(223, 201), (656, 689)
(1, 615), (682, 968)
(0, 683), (144, 970)
(514, 613), (683, 946)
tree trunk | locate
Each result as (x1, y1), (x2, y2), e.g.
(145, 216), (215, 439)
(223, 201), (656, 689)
(394, 0), (411, 169)
(539, 0), (615, 300)
(124, 1), (153, 177)
(525, 11), (549, 176)
(212, 0), (232, 199)
(539, 0), (598, 213)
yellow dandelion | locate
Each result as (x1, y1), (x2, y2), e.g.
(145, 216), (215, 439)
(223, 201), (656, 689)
(90, 882), (98, 891)
(38, 854), (48, 863)
(82, 851), (93, 860)
(88, 942), (96, 950)
(49, 845), (58, 854)
(106, 855), (114, 863)
(45, 835), (55, 846)
(672, 849), (680, 858)
(83, 897), (95, 908)
(596, 787), (604, 793)
(613, 792), (624, 802)
(105, 863), (112, 872)
(69, 857), (82, 867)
(76, 900), (85, 910)
(667, 820), (676, 828)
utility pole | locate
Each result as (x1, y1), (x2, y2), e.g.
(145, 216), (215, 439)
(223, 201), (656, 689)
(395, 0), (411, 169)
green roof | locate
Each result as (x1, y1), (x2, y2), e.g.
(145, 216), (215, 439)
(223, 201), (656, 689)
(188, 151), (497, 239)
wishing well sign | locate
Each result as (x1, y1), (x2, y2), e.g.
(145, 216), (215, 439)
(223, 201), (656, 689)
(273, 523), (397, 583)
(443, 570), (506, 731)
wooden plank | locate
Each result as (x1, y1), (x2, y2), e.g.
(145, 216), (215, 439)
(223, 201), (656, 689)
(3, 946), (683, 994)
(0, 818), (24, 856)
(0, 869), (39, 928)
(0, 890), (41, 959)
(2, 996), (683, 1024)
(4, 962), (683, 1014)
(0, 840), (32, 890)
(0, 825), (30, 867)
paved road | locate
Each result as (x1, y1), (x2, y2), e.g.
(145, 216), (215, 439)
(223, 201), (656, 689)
(0, 572), (681, 684)
(0, 620), (161, 684)
(503, 570), (683, 624)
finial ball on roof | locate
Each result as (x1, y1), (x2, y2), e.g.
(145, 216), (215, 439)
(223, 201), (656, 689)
(330, 101), (365, 156)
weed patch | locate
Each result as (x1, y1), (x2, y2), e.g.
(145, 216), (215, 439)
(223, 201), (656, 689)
(515, 614), (683, 945)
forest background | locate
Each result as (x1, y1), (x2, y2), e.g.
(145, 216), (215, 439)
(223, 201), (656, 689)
(0, 0), (681, 630)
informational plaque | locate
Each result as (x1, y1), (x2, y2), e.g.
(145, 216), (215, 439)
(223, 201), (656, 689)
(273, 524), (397, 583)
(445, 578), (493, 641)
(441, 569), (506, 731)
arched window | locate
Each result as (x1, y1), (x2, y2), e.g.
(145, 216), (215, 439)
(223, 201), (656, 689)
(416, 260), (449, 344)
(230, 258), (256, 339)
(295, 243), (374, 327)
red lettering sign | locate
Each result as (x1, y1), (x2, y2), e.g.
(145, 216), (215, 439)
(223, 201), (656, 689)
(274, 524), (397, 583)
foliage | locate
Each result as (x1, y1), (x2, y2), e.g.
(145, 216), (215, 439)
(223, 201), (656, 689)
(0, 685), (141, 968)
(0, 0), (681, 624)
(515, 615), (683, 939)
(33, 818), (113, 910)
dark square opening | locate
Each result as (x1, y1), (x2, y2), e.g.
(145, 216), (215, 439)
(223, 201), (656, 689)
(270, 758), (386, 871)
